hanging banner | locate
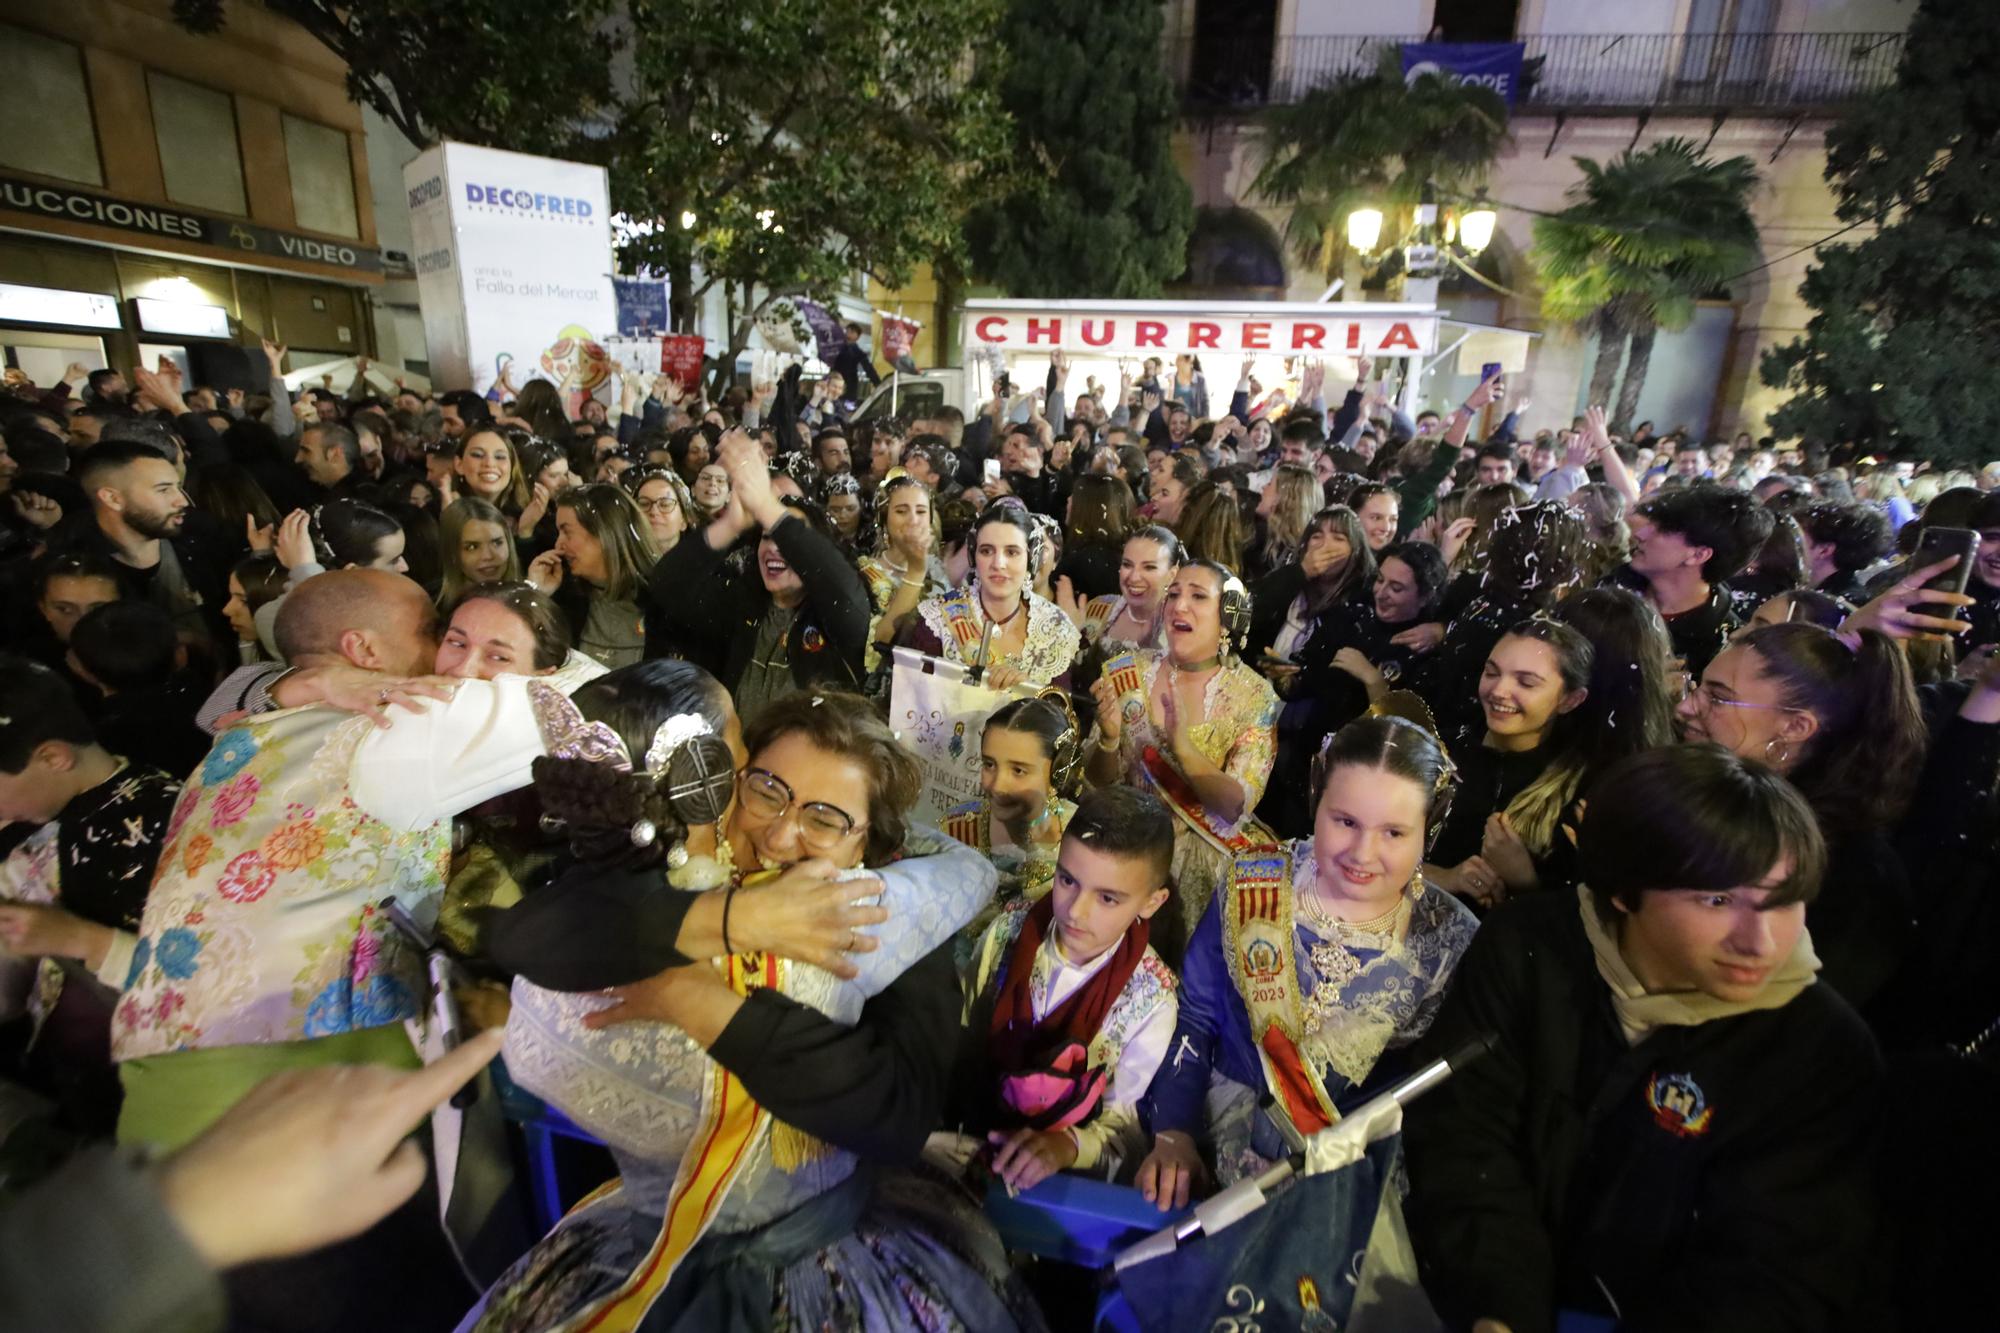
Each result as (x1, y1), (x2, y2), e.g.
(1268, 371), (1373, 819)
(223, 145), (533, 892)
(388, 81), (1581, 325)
(962, 303), (1438, 358)
(1401, 42), (1527, 109)
(404, 142), (617, 400)
(889, 649), (1015, 828)
(794, 297), (846, 361)
(658, 333), (706, 386)
(881, 314), (921, 371)
(613, 278), (669, 336)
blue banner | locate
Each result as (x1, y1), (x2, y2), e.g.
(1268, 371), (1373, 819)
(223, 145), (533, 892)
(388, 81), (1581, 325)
(1114, 1138), (1406, 1332)
(612, 278), (668, 335)
(1401, 42), (1527, 108)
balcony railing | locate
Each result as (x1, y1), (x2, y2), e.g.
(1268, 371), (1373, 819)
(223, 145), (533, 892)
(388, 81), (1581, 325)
(1176, 31), (1906, 114)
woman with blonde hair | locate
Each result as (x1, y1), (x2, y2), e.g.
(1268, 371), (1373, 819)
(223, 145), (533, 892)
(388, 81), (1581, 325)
(1247, 462), (1320, 581)
(1176, 479), (1247, 575)
(437, 496), (524, 607)
(526, 482), (661, 668)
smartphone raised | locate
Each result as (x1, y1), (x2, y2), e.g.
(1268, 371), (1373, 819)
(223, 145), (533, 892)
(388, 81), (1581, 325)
(982, 458), (1002, 484)
(1911, 526), (1980, 605)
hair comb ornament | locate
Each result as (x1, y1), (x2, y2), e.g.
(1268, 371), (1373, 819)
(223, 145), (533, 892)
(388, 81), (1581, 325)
(529, 680), (631, 770)
(1364, 690), (1459, 796)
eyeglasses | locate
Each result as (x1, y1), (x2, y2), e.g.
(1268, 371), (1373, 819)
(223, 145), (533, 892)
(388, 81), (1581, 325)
(634, 496), (682, 515)
(736, 768), (865, 850)
(1678, 679), (1796, 716)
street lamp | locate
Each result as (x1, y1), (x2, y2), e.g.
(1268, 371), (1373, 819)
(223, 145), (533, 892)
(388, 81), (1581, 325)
(1346, 207), (1385, 256)
(1457, 193), (1498, 256)
(1342, 185), (1500, 302)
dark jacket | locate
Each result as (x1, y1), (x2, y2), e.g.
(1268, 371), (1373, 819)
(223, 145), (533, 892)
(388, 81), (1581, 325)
(1405, 893), (1884, 1333)
(1053, 540), (1122, 603)
(490, 859), (957, 1165)
(1603, 565), (1742, 680)
(645, 513), (869, 693)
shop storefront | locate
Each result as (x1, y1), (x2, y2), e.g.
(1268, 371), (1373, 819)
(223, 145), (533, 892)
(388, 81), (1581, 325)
(0, 174), (383, 388)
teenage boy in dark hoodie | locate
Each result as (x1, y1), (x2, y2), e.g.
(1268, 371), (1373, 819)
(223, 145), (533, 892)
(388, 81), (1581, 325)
(1404, 743), (1882, 1333)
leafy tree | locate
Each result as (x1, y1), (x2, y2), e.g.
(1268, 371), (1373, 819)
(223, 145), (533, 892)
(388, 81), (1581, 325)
(174, 1), (1008, 393)
(1761, 0), (2000, 462)
(963, 0), (1191, 297)
(1253, 48), (1506, 280)
(169, 1), (616, 152)
(1532, 139), (1759, 432)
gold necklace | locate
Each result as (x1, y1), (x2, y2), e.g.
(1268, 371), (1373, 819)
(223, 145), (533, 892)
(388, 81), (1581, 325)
(1298, 882), (1408, 939)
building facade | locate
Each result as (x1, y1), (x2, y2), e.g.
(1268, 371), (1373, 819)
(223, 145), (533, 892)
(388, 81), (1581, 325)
(1164, 0), (1912, 440)
(0, 0), (382, 389)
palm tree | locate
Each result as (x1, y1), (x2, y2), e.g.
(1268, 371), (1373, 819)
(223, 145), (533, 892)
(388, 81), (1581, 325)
(1532, 139), (1761, 432)
(1255, 47), (1507, 280)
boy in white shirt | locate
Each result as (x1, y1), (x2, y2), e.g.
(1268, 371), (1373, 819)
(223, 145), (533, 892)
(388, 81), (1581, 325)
(961, 786), (1180, 1192)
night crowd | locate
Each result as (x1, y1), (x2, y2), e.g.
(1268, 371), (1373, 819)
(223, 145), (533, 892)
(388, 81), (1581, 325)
(0, 340), (1995, 1332)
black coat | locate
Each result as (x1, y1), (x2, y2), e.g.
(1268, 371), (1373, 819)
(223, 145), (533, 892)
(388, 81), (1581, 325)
(645, 514), (870, 694)
(1405, 893), (1884, 1333)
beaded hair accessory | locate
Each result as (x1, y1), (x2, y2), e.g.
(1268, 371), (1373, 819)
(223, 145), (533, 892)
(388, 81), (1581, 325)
(1363, 689), (1460, 798)
(527, 681), (735, 847)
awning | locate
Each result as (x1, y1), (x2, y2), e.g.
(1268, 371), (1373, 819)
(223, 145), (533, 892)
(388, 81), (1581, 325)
(1433, 315), (1541, 377)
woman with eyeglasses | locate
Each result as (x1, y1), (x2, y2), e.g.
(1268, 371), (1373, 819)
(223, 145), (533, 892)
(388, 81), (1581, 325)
(620, 464), (698, 554)
(1084, 559), (1277, 963)
(691, 458), (733, 521)
(525, 482), (660, 669)
(471, 680), (1038, 1332)
(1674, 621), (1925, 1012)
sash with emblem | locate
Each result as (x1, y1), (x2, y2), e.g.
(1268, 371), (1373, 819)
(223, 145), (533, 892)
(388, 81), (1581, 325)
(1221, 849), (1338, 1138)
(540, 875), (822, 1332)
(936, 586), (986, 655)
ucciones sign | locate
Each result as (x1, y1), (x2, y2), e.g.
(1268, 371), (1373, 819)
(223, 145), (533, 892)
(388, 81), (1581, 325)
(964, 304), (1439, 357)
(0, 172), (383, 277)
(1401, 42), (1527, 109)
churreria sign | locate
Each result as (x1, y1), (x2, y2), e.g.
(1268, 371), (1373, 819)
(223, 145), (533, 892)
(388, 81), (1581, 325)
(0, 172), (383, 276)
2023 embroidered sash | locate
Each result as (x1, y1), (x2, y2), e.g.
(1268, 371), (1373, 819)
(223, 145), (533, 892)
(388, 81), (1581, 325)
(554, 948), (784, 1332)
(1222, 849), (1338, 1139)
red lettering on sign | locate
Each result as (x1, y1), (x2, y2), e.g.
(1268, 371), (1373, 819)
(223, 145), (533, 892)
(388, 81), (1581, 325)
(1026, 318), (1061, 345)
(1290, 324), (1326, 350)
(1080, 319), (1115, 347)
(1135, 321), (1168, 348)
(1346, 324), (1362, 350)
(1240, 322), (1270, 350)
(975, 316), (1008, 343)
(1188, 321), (1221, 349)
(1379, 321), (1421, 351)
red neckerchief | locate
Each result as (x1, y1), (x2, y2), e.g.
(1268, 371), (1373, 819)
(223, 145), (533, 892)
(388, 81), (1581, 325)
(987, 894), (1148, 1130)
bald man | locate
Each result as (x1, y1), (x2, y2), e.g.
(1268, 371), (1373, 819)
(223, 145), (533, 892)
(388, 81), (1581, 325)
(112, 569), (550, 1156)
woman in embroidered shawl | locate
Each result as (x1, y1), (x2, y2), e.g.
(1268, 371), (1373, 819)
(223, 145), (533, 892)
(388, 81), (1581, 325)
(464, 681), (1040, 1332)
(1136, 701), (1478, 1210)
(1084, 559), (1278, 965)
(897, 500), (1080, 690)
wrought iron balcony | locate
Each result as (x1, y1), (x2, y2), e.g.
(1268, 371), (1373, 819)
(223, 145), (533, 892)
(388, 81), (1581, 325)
(1176, 31), (1906, 115)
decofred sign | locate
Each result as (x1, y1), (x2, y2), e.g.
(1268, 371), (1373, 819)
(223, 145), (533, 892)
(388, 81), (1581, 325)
(961, 300), (1439, 357)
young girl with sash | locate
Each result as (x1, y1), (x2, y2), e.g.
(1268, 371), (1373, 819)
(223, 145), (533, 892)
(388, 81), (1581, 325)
(945, 695), (1083, 960)
(465, 684), (1040, 1332)
(1084, 559), (1279, 966)
(899, 501), (1080, 690)
(1136, 699), (1479, 1211)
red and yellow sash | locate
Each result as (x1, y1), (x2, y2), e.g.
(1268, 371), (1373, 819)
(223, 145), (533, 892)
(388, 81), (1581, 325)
(555, 947), (783, 1332)
(1221, 849), (1337, 1139)
(1138, 745), (1278, 860)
